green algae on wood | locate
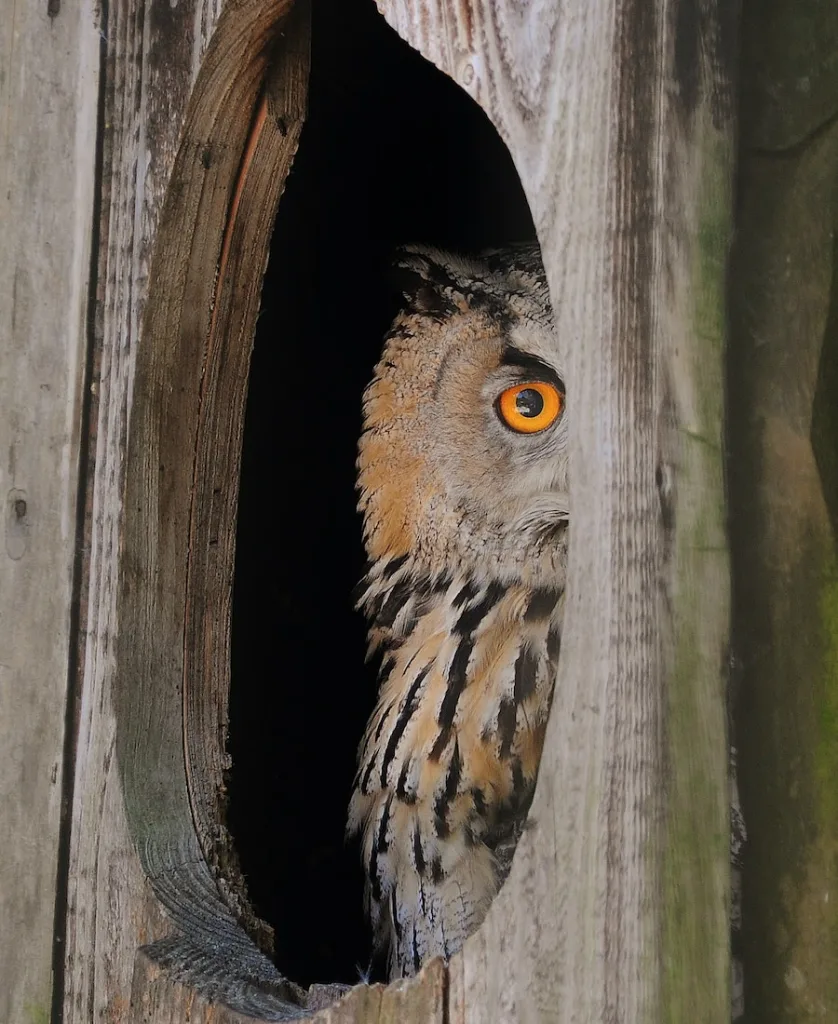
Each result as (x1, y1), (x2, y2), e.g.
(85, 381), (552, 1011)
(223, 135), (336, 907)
(661, 118), (732, 1024)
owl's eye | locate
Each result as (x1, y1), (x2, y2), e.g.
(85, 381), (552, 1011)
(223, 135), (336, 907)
(496, 381), (563, 434)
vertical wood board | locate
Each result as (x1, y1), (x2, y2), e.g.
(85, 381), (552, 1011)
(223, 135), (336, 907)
(120, 3), (317, 1016)
(0, 3), (100, 1022)
(730, 109), (838, 1024)
(376, 2), (734, 1022)
(61, 2), (235, 1022)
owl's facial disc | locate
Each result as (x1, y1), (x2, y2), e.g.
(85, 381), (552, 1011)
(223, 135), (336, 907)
(424, 335), (569, 560)
(357, 248), (568, 576)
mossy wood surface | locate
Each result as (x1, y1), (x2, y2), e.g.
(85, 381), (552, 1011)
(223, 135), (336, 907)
(731, 0), (838, 1018)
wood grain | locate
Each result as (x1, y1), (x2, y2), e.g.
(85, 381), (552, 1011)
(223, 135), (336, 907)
(182, 6), (309, 946)
(306, 959), (447, 1024)
(110, 0), (316, 1018)
(131, 949), (445, 1024)
(0, 3), (100, 1022)
(62, 0), (228, 1015)
(61, 0), (235, 1010)
(131, 949), (269, 1024)
(377, 2), (735, 1021)
(13, 0), (733, 1019)
(61, 1), (312, 1021)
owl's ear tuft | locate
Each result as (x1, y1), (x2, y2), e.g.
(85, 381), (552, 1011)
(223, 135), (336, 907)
(392, 249), (462, 319)
(414, 282), (452, 315)
(393, 269), (455, 319)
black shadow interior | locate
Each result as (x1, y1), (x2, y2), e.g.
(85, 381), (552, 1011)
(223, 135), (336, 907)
(228, 0), (535, 987)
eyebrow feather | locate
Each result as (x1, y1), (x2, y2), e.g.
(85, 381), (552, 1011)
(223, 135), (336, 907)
(500, 346), (563, 388)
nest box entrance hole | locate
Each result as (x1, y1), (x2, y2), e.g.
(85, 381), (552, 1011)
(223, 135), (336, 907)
(228, 0), (535, 988)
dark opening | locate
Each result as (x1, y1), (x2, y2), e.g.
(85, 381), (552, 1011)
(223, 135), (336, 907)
(228, 0), (535, 988)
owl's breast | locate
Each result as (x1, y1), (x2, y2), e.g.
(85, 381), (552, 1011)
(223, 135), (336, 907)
(348, 565), (563, 977)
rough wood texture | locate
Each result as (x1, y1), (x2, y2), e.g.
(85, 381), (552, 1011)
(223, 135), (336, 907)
(182, 12), (309, 940)
(0, 3), (99, 1022)
(131, 950), (445, 1024)
(376, 2), (735, 1021)
(60, 1), (311, 1021)
(2, 0), (733, 1019)
(62, 0), (226, 1015)
(117, 0), (314, 1016)
(730, 1), (838, 1017)
(306, 959), (447, 1024)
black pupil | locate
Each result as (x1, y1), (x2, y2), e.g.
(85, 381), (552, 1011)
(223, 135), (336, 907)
(515, 388), (544, 418)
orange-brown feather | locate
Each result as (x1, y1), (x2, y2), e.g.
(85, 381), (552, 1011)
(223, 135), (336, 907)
(347, 576), (562, 977)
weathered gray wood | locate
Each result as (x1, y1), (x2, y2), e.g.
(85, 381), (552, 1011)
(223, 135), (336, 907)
(306, 959), (447, 1024)
(730, 1), (838, 1013)
(21, 0), (734, 1019)
(61, 1), (300, 1020)
(376, 2), (735, 1022)
(131, 948), (445, 1024)
(115, 1), (313, 1015)
(182, 10), (309, 943)
(132, 946), (344, 1023)
(0, 2), (100, 1022)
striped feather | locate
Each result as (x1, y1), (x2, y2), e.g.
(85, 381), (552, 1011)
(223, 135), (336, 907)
(348, 566), (563, 977)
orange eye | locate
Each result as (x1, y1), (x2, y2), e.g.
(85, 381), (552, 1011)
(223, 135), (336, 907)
(496, 381), (563, 434)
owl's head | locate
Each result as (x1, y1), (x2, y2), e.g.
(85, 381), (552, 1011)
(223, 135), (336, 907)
(358, 245), (568, 586)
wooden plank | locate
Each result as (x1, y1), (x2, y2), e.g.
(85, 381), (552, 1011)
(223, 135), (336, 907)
(0, 3), (100, 1022)
(56, 0), (324, 1019)
(182, 5), (310, 940)
(375, 2), (735, 1021)
(118, 3), (314, 1015)
(131, 950), (265, 1024)
(66, 0), (448, 1016)
(130, 950), (445, 1023)
(729, 61), (838, 1022)
(308, 959), (447, 1024)
(60, 1), (242, 1021)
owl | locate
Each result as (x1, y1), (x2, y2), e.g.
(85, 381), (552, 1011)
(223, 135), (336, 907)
(347, 244), (568, 979)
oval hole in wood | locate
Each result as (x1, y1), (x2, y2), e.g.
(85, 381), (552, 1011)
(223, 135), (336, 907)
(227, 0), (536, 990)
(115, 0), (352, 1017)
